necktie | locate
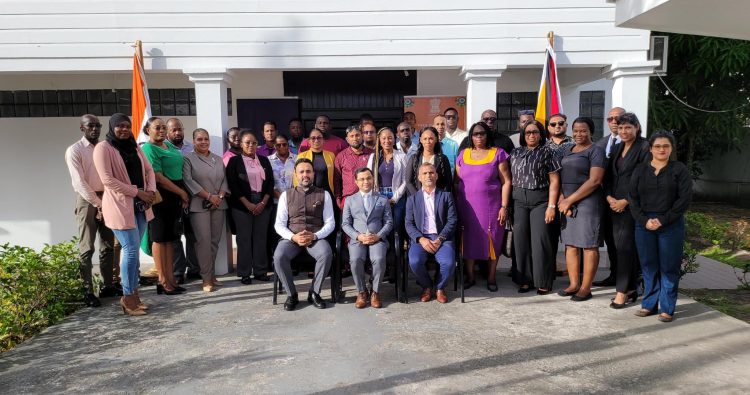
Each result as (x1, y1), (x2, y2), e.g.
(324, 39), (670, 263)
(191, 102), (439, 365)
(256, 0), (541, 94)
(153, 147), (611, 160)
(364, 194), (371, 215)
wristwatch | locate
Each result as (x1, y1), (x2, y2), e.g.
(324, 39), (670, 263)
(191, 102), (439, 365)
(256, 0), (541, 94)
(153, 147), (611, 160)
(438, 236), (447, 242)
(548, 204), (556, 208)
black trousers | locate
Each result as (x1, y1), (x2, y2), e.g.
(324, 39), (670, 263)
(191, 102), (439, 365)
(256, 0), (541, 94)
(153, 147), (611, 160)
(601, 198), (618, 279)
(611, 208), (638, 293)
(513, 188), (555, 290)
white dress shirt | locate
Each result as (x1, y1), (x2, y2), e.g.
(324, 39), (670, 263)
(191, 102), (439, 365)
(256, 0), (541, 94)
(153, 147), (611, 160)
(606, 134), (622, 158)
(274, 188), (335, 241)
(422, 189), (438, 234)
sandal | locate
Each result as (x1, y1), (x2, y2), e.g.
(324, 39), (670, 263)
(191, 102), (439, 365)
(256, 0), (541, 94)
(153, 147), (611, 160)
(658, 313), (673, 322)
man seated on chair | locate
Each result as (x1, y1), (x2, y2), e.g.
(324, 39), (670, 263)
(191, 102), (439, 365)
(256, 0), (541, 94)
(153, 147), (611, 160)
(342, 167), (393, 309)
(273, 158), (335, 311)
(405, 163), (458, 303)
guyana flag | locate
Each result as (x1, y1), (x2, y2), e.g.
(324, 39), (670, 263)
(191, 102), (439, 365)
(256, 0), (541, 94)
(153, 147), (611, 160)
(131, 43), (152, 144)
(535, 44), (563, 124)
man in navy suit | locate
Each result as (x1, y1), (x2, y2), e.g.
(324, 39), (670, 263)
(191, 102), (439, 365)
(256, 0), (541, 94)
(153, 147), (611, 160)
(405, 163), (458, 303)
(341, 167), (393, 309)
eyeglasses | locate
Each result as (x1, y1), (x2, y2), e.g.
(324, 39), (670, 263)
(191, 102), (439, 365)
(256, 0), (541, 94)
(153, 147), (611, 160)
(607, 116), (620, 122)
(309, 136), (323, 141)
(549, 122), (565, 127)
(275, 143), (288, 147)
(482, 117), (497, 122)
(525, 130), (541, 135)
(84, 123), (102, 129)
(153, 125), (167, 131)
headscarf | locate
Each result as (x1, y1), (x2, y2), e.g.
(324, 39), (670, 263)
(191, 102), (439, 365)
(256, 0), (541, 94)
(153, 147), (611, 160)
(106, 113), (144, 189)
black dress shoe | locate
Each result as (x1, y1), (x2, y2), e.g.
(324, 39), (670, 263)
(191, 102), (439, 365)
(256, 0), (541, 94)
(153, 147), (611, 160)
(570, 292), (593, 302)
(84, 293), (101, 307)
(536, 289), (551, 295)
(557, 289), (579, 297)
(284, 293), (299, 311)
(307, 291), (327, 309)
(175, 275), (185, 285)
(254, 273), (271, 282)
(463, 279), (476, 289)
(98, 286), (122, 298)
(240, 276), (253, 285)
(174, 285), (186, 292)
(487, 282), (498, 292)
(593, 277), (616, 287)
(518, 285), (534, 293)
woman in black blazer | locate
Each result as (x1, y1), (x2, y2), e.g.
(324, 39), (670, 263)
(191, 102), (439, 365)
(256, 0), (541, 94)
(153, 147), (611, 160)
(604, 112), (651, 308)
(404, 127), (453, 195)
(226, 130), (275, 284)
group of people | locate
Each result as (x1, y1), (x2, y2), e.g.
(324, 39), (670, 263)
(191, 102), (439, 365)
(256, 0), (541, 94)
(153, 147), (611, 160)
(66, 104), (692, 322)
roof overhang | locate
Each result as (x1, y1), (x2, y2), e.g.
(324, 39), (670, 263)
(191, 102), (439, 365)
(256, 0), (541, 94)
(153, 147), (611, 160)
(611, 0), (750, 40)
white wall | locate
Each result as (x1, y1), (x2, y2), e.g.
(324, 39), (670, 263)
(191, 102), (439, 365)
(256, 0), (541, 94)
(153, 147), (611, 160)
(0, 0), (650, 72)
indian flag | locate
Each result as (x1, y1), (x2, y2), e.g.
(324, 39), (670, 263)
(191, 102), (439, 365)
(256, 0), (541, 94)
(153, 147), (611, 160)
(535, 43), (563, 124)
(131, 42), (151, 144)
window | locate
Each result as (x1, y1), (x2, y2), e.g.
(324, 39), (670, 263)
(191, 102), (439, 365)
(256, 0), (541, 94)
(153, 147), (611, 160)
(0, 88), (232, 118)
(579, 90), (606, 139)
(496, 92), (537, 132)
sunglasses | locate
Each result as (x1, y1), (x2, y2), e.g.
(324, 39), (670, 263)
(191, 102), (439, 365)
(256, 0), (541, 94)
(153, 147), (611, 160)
(549, 122), (565, 127)
(525, 130), (541, 135)
(482, 117), (497, 122)
(84, 123), (102, 128)
(607, 116), (620, 122)
(472, 132), (487, 137)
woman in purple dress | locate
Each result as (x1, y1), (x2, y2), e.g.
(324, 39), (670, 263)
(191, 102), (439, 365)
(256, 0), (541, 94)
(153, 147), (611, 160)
(455, 122), (512, 292)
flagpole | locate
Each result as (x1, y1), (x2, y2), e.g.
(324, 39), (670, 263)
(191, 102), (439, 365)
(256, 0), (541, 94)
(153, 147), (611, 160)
(547, 31), (554, 49)
(134, 40), (144, 68)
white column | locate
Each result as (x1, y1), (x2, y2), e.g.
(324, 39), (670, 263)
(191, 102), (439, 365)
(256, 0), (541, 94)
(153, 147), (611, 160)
(460, 65), (506, 126)
(185, 68), (234, 275)
(603, 61), (659, 134)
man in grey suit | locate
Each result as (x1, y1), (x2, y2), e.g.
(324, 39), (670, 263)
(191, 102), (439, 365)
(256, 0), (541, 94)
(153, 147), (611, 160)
(342, 167), (393, 309)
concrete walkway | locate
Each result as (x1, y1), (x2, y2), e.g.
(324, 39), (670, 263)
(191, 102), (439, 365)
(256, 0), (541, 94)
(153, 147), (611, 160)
(1, 269), (749, 394)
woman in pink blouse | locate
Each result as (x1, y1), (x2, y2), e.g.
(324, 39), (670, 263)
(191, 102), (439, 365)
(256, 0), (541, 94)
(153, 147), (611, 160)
(225, 131), (275, 285)
(93, 113), (157, 316)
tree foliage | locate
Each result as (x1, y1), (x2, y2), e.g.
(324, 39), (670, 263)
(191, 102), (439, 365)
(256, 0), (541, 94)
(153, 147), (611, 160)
(649, 33), (750, 175)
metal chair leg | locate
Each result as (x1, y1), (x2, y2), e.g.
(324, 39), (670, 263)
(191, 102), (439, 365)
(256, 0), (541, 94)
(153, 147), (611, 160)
(273, 273), (278, 305)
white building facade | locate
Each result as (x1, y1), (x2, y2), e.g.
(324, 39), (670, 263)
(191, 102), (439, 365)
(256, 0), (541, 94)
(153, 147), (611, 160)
(0, 0), (655, 261)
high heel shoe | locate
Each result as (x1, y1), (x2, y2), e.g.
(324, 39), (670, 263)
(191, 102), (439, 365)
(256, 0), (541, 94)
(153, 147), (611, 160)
(120, 296), (146, 316)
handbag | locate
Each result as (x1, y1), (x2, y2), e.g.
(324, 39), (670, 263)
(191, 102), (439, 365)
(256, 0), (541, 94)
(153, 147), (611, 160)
(501, 206), (514, 258)
(152, 190), (163, 205)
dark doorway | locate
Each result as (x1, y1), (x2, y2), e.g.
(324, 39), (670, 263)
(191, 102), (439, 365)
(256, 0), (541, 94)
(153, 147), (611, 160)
(283, 70), (417, 139)
(236, 98), (301, 142)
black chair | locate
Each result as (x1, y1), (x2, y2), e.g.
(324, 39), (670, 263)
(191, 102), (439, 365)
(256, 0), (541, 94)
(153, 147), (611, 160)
(332, 229), (403, 303)
(398, 229), (465, 303)
(271, 237), (340, 305)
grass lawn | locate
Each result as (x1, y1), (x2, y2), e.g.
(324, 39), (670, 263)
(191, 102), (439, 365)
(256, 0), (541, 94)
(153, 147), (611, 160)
(681, 289), (750, 324)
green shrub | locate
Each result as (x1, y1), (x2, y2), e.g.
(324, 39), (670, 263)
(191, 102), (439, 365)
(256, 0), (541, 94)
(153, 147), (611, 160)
(685, 212), (731, 248)
(681, 241), (700, 279)
(0, 240), (83, 352)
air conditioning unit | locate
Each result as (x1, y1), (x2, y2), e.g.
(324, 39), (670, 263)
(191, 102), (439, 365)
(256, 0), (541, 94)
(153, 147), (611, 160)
(649, 35), (669, 74)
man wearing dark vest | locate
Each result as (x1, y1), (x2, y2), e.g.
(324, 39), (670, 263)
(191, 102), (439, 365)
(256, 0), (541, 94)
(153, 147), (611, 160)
(273, 158), (335, 311)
